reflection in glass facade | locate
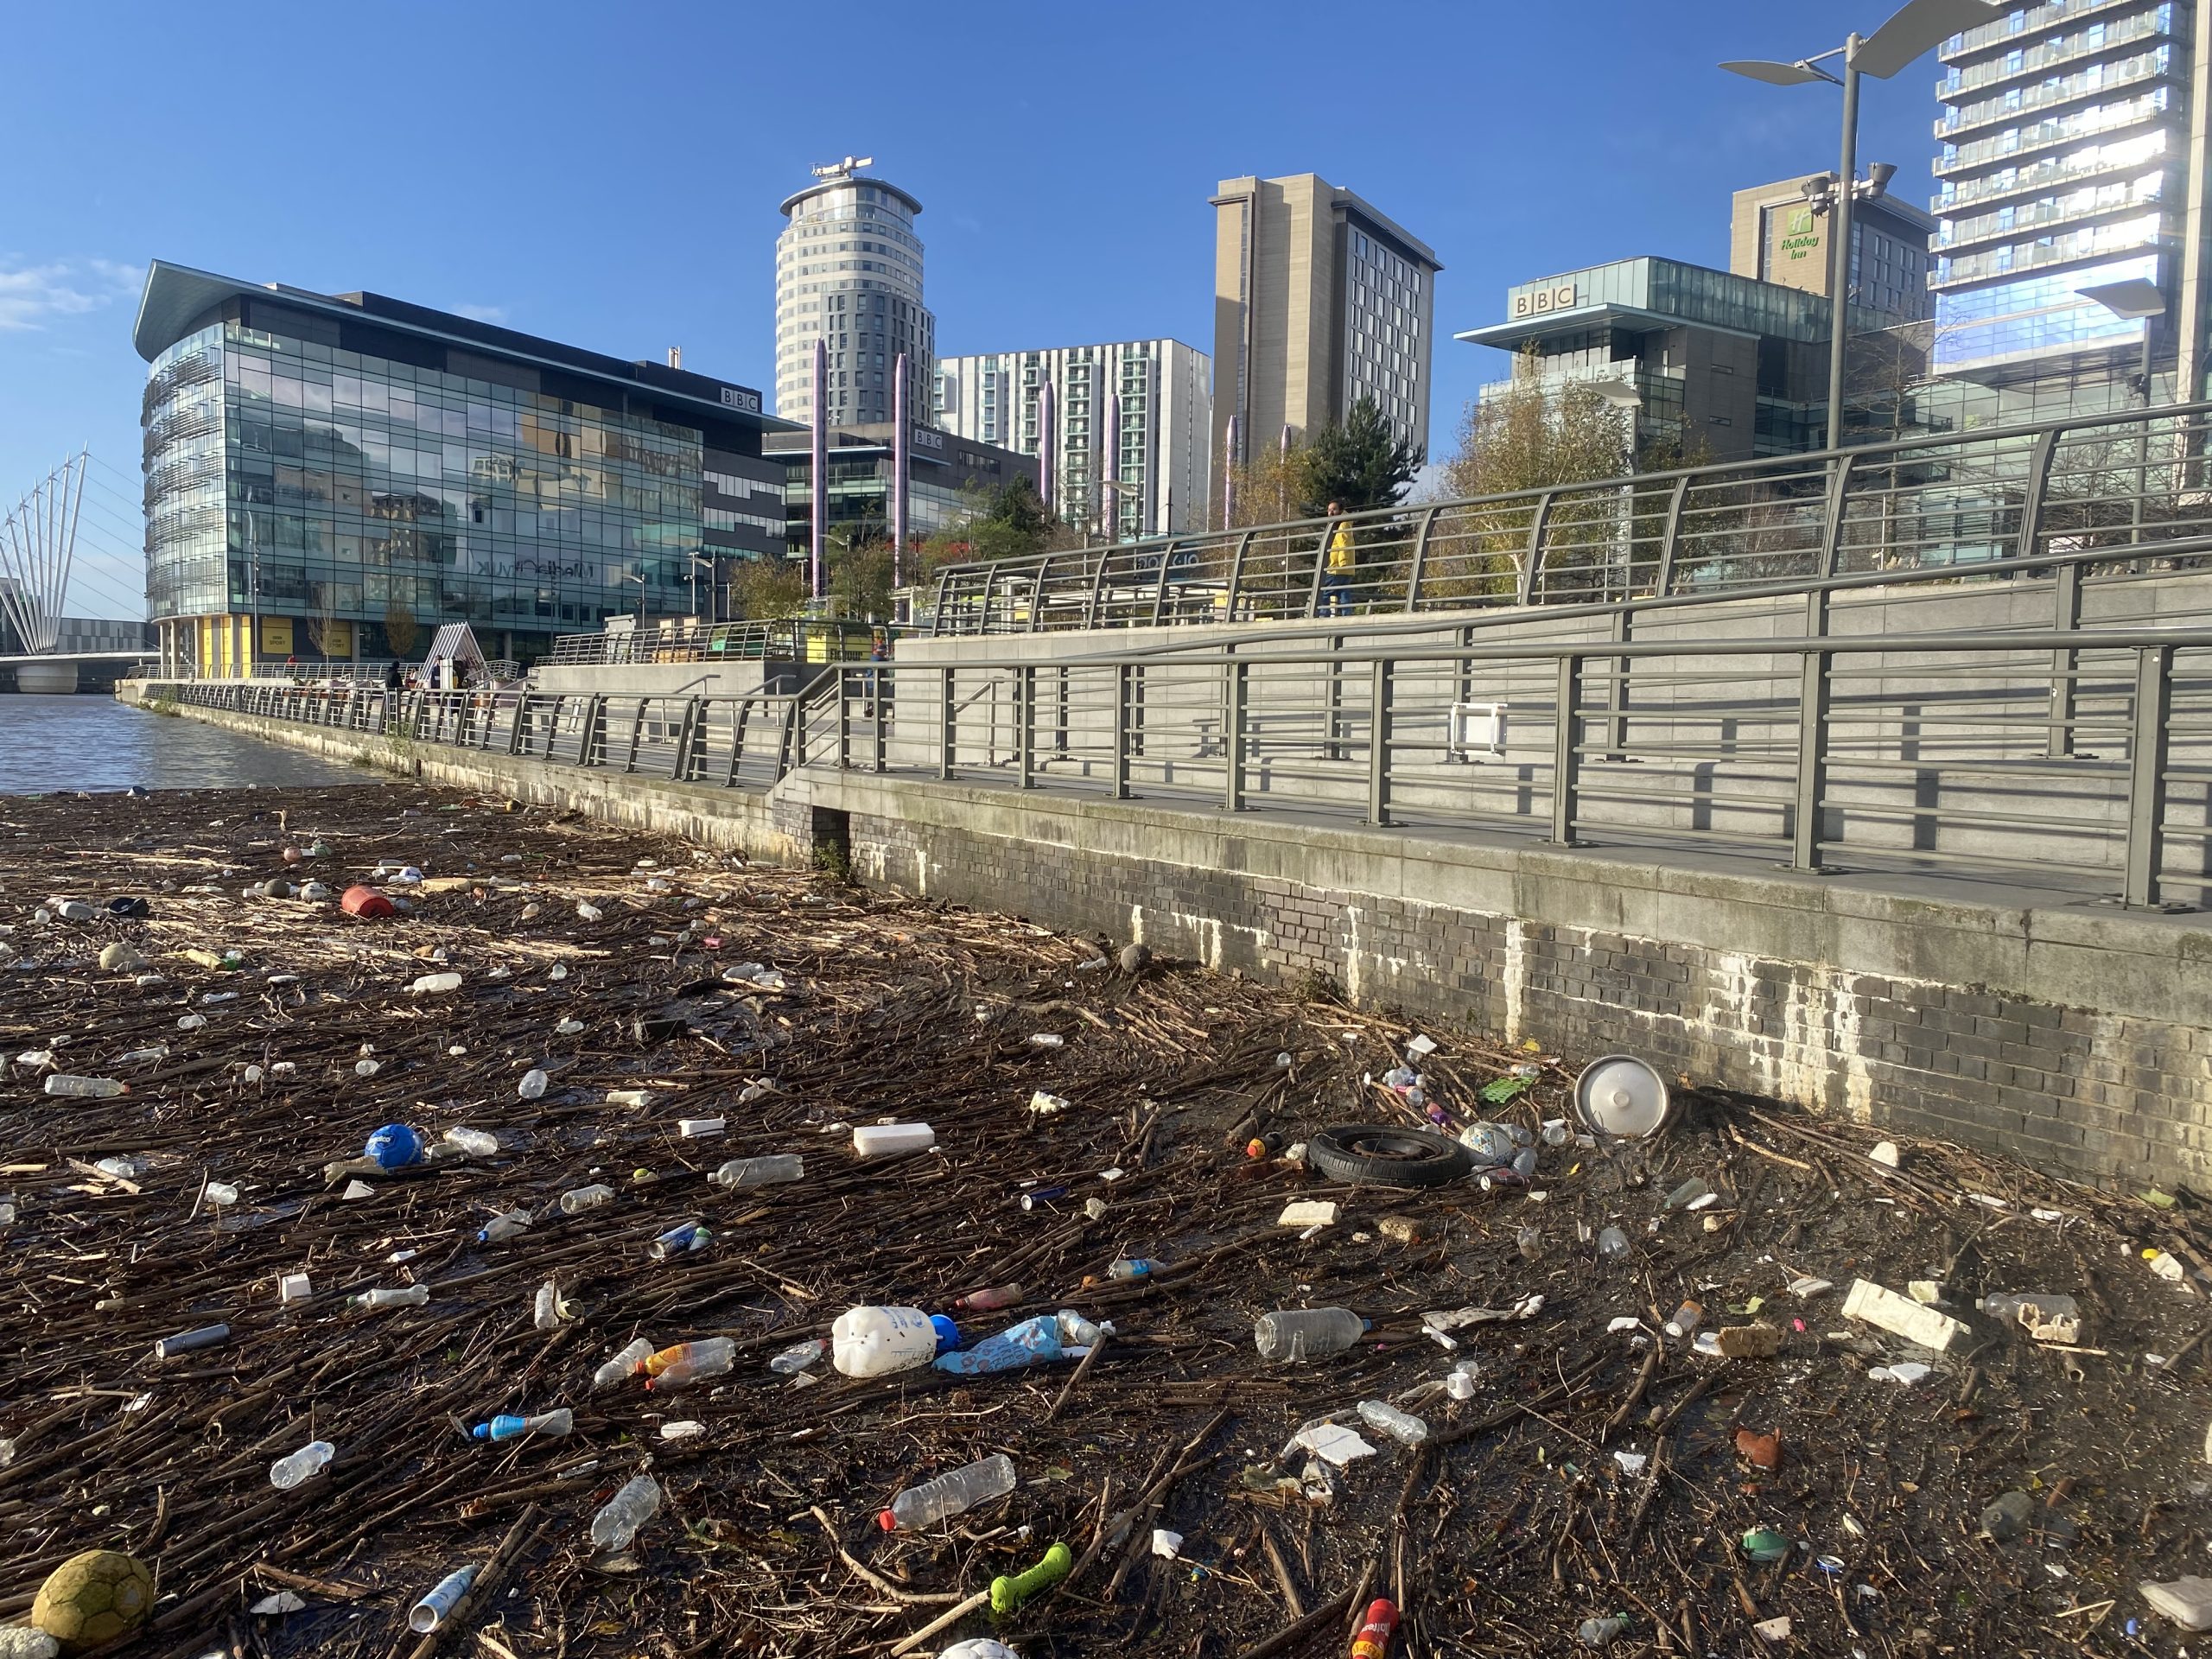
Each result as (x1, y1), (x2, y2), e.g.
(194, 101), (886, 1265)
(137, 263), (786, 675)
(1930, 2), (2190, 381)
(765, 425), (1038, 559)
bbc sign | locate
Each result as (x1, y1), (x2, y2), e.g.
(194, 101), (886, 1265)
(718, 386), (762, 414)
(1510, 283), (1579, 320)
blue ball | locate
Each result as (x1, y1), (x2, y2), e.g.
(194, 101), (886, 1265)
(365, 1122), (423, 1170)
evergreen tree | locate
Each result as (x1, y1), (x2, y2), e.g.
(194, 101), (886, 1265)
(1297, 395), (1423, 516)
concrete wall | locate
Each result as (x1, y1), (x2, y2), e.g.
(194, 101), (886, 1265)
(127, 682), (2212, 1191)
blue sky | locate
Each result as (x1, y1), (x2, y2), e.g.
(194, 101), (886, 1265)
(0, 0), (1949, 620)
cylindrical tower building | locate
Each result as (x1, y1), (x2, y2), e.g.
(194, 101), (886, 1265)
(774, 156), (933, 431)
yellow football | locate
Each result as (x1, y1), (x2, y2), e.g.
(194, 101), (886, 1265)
(30, 1551), (154, 1649)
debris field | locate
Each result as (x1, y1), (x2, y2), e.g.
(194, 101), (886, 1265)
(3, 782), (2211, 1659)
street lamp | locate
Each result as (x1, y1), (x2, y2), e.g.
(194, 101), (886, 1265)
(1586, 378), (1644, 602)
(686, 555), (717, 626)
(2079, 276), (2168, 542)
(617, 571), (645, 629)
(1723, 0), (1989, 450)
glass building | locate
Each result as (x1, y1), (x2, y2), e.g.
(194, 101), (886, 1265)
(764, 423), (1036, 560)
(135, 262), (790, 677)
(1929, 0), (2207, 404)
(774, 159), (935, 429)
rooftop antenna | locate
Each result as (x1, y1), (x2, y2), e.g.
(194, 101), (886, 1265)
(811, 156), (874, 181)
(0, 451), (89, 655)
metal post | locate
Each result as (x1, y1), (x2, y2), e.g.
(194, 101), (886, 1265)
(1519, 493), (1555, 607)
(1325, 632), (1344, 761)
(836, 668), (852, 770)
(1149, 540), (1177, 627)
(1600, 607), (1630, 760)
(1110, 663), (1131, 800)
(726, 698), (752, 787)
(671, 699), (699, 781)
(2049, 558), (2082, 760)
(1223, 659), (1249, 811)
(939, 668), (956, 781)
(1083, 545), (1112, 629)
(2133, 327), (2153, 549)
(1825, 39), (1862, 453)
(1652, 474), (1691, 599)
(1548, 655), (1582, 846)
(872, 669), (887, 773)
(1790, 648), (1834, 872)
(1027, 553), (1056, 633)
(2123, 644), (2174, 908)
(623, 701), (645, 773)
(1367, 659), (1394, 827)
(1224, 529), (1253, 622)
(1403, 505), (1438, 612)
(1015, 665), (1034, 789)
(1304, 524), (1331, 619)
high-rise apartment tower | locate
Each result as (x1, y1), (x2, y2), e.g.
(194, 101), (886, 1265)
(775, 156), (936, 429)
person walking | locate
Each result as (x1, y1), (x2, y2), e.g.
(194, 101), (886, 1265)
(1320, 502), (1356, 617)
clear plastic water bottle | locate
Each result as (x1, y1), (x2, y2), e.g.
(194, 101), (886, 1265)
(270, 1440), (335, 1489)
(558, 1184), (613, 1215)
(556, 1018), (585, 1036)
(410, 972), (463, 995)
(878, 1452), (1016, 1532)
(1253, 1307), (1368, 1362)
(588, 1472), (661, 1549)
(478, 1209), (531, 1244)
(1357, 1400), (1429, 1446)
(641, 1338), (736, 1388)
(93, 1156), (149, 1180)
(710, 1154), (804, 1189)
(117, 1046), (168, 1065)
(593, 1337), (654, 1389)
(471, 1408), (574, 1442)
(1596, 1227), (1630, 1260)
(518, 1069), (549, 1100)
(1056, 1309), (1109, 1346)
(43, 1075), (124, 1098)
(444, 1128), (499, 1157)
(349, 1285), (429, 1311)
(769, 1338), (825, 1375)
(176, 1014), (207, 1031)
(1108, 1258), (1162, 1281)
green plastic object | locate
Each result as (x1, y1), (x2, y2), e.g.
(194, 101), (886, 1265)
(1740, 1526), (1789, 1564)
(1478, 1074), (1534, 1106)
(989, 1541), (1072, 1617)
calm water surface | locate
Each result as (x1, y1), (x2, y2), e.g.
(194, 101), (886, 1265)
(0, 695), (367, 794)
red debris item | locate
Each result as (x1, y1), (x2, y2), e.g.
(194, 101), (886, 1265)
(1734, 1427), (1783, 1471)
(1245, 1134), (1282, 1160)
(1351, 1599), (1399, 1658)
(340, 885), (396, 919)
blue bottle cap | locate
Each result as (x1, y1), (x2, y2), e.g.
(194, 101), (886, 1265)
(930, 1314), (962, 1354)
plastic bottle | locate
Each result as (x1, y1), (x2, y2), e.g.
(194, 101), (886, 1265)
(444, 1128), (499, 1157)
(270, 1440), (335, 1489)
(853, 1123), (936, 1159)
(1351, 1599), (1401, 1659)
(1056, 1309), (1109, 1347)
(93, 1156), (149, 1180)
(117, 1046), (168, 1065)
(832, 1306), (962, 1377)
(1980, 1291), (2082, 1331)
(350, 1285), (429, 1311)
(408, 1567), (478, 1635)
(1516, 1224), (1544, 1261)
(648, 1221), (709, 1260)
(955, 1283), (1024, 1313)
(769, 1338), (826, 1375)
(641, 1337), (736, 1382)
(575, 902), (604, 923)
(1357, 1400), (1429, 1447)
(1578, 1616), (1629, 1649)
(477, 1209), (531, 1245)
(594, 1337), (654, 1389)
(558, 1184), (614, 1215)
(1663, 1177), (1711, 1211)
(410, 971), (463, 995)
(710, 1154), (804, 1189)
(1595, 1227), (1630, 1260)
(588, 1472), (662, 1549)
(533, 1281), (574, 1330)
(177, 1014), (207, 1032)
(43, 1074), (124, 1098)
(1254, 1307), (1368, 1362)
(677, 1117), (726, 1139)
(354, 1058), (380, 1078)
(471, 1408), (574, 1442)
(878, 1452), (1017, 1531)
(1109, 1258), (1162, 1281)
(1663, 1300), (1703, 1338)
(518, 1069), (549, 1100)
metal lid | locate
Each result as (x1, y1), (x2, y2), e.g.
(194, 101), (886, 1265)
(1574, 1054), (1672, 1138)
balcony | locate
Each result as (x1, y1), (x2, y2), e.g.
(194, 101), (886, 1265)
(1939, 47), (2174, 143)
(1933, 88), (2171, 179)
(1945, 0), (2156, 63)
(1935, 130), (2168, 213)
(1941, 4), (2170, 99)
(1936, 174), (2168, 254)
(1929, 210), (2167, 288)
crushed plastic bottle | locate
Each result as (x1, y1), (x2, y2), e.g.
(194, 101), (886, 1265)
(471, 1408), (574, 1442)
(176, 1013), (207, 1031)
(444, 1127), (499, 1157)
(878, 1452), (1017, 1531)
(643, 1337), (736, 1391)
(477, 1209), (531, 1244)
(588, 1472), (662, 1549)
(1254, 1307), (1369, 1362)
(555, 1017), (585, 1036)
(410, 971), (463, 995)
(769, 1338), (826, 1375)
(1596, 1226), (1630, 1260)
(349, 1285), (429, 1311)
(710, 1154), (804, 1189)
(593, 1337), (654, 1389)
(518, 1068), (549, 1100)
(93, 1155), (149, 1180)
(354, 1058), (380, 1078)
(44, 1074), (124, 1098)
(1357, 1400), (1429, 1446)
(1056, 1309), (1110, 1346)
(558, 1184), (613, 1215)
(533, 1281), (576, 1330)
(270, 1440), (335, 1489)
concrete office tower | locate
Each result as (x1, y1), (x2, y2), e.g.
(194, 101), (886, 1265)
(1929, 1), (2212, 401)
(933, 340), (1211, 536)
(775, 156), (936, 429)
(1729, 175), (1935, 322)
(1211, 173), (1441, 475)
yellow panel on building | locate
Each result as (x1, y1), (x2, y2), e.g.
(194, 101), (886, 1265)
(260, 617), (294, 657)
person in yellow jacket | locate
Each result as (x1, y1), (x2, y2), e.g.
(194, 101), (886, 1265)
(1320, 500), (1356, 616)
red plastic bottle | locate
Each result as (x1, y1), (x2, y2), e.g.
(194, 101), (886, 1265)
(1350, 1599), (1398, 1659)
(953, 1283), (1023, 1312)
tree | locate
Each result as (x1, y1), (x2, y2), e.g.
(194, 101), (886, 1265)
(382, 598), (419, 660)
(826, 535), (895, 621)
(728, 556), (807, 620)
(304, 582), (343, 661)
(1216, 438), (1315, 531)
(1299, 395), (1423, 517)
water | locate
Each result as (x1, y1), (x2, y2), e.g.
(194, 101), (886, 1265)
(0, 696), (366, 794)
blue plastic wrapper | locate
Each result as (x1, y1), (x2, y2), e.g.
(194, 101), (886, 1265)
(934, 1314), (1065, 1376)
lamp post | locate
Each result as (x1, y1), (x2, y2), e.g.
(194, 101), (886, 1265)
(617, 571), (645, 629)
(687, 555), (717, 626)
(1587, 378), (1644, 603)
(2078, 276), (2167, 543)
(1723, 0), (1987, 451)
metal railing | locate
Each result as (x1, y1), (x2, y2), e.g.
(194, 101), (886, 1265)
(927, 400), (2212, 637)
(140, 618), (2212, 911)
(547, 617), (878, 667)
